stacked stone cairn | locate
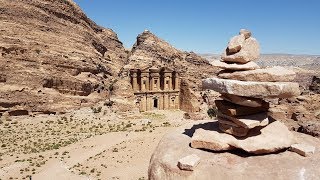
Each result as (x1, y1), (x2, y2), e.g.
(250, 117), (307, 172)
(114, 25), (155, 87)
(191, 29), (301, 154)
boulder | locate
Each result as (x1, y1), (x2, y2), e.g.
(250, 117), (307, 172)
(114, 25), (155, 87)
(239, 29), (251, 39)
(191, 120), (294, 154)
(211, 61), (260, 70)
(218, 121), (249, 137)
(222, 37), (260, 64)
(218, 112), (269, 129)
(203, 77), (300, 98)
(215, 100), (268, 116)
(218, 66), (296, 82)
(221, 93), (269, 107)
(227, 34), (245, 53)
(149, 120), (320, 180)
(191, 120), (292, 153)
(177, 154), (200, 171)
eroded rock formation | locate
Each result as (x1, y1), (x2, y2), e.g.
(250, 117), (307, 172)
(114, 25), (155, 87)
(0, 0), (127, 114)
(123, 30), (218, 112)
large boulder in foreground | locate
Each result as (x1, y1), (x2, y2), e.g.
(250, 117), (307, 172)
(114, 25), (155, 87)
(149, 120), (320, 180)
(191, 120), (293, 154)
(203, 77), (300, 98)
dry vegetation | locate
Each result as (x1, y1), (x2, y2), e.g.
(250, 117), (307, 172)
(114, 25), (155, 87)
(0, 100), (188, 180)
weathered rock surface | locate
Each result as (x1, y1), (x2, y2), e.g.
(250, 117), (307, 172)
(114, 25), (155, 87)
(222, 37), (260, 64)
(0, 0), (127, 114)
(191, 120), (293, 154)
(203, 77), (300, 98)
(149, 121), (320, 180)
(227, 34), (245, 53)
(309, 76), (320, 94)
(221, 93), (269, 107)
(211, 60), (260, 70)
(218, 112), (269, 129)
(215, 100), (268, 116)
(177, 154), (200, 171)
(239, 29), (251, 39)
(290, 143), (316, 157)
(218, 121), (249, 137)
(298, 121), (320, 137)
(218, 66), (296, 82)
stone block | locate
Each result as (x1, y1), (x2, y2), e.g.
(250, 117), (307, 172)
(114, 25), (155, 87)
(177, 154), (200, 171)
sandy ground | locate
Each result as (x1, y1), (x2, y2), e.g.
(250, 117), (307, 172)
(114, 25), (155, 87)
(0, 101), (191, 180)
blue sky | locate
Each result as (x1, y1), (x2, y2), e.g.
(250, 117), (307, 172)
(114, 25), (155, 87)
(74, 0), (320, 55)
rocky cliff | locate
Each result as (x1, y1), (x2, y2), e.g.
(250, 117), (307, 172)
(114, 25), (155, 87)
(125, 30), (218, 112)
(0, 0), (127, 115)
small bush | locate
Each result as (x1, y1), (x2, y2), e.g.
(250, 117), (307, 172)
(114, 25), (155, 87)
(91, 107), (102, 113)
(104, 100), (114, 107)
(207, 107), (218, 118)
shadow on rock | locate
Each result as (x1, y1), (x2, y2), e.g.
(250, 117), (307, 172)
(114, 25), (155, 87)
(183, 121), (220, 137)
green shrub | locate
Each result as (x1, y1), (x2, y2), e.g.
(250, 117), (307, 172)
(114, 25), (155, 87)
(91, 107), (102, 113)
(104, 100), (114, 107)
(207, 107), (218, 118)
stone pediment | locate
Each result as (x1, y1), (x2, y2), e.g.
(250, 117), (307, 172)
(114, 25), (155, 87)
(140, 65), (153, 72)
(138, 65), (174, 73)
(162, 67), (174, 72)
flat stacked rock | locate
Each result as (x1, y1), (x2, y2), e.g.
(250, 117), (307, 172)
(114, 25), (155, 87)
(191, 29), (301, 154)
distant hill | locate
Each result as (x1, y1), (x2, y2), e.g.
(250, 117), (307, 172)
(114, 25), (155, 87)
(200, 53), (320, 70)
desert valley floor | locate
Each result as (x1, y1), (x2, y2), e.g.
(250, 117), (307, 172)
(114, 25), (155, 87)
(0, 100), (190, 180)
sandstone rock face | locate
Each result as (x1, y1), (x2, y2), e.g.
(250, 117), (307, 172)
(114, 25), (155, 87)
(149, 121), (320, 180)
(227, 34), (245, 53)
(222, 37), (260, 64)
(191, 121), (294, 154)
(239, 29), (252, 39)
(127, 30), (218, 112)
(309, 76), (320, 94)
(218, 66), (296, 82)
(221, 93), (269, 107)
(203, 77), (300, 98)
(210, 61), (260, 70)
(0, 0), (127, 114)
(290, 143), (316, 157)
(218, 112), (269, 129)
(177, 154), (200, 171)
(298, 121), (320, 137)
(218, 121), (249, 137)
(215, 100), (268, 116)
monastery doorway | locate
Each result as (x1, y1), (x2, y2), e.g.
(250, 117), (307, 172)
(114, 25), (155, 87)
(153, 98), (158, 109)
